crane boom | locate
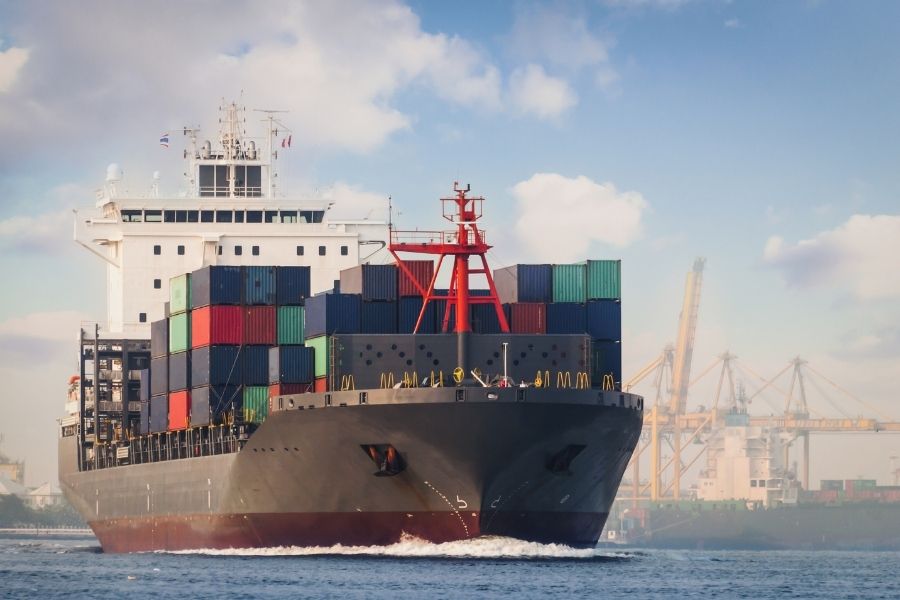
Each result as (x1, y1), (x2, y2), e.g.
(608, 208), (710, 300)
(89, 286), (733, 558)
(668, 258), (705, 415)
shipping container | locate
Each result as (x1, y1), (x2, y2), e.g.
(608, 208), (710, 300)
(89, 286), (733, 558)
(139, 369), (150, 402)
(243, 345), (270, 386)
(304, 293), (361, 338)
(168, 351), (191, 392)
(192, 305), (242, 348)
(150, 319), (168, 358)
(268, 382), (311, 398)
(190, 386), (211, 427)
(149, 394), (168, 433)
(191, 345), (242, 387)
(397, 260), (435, 297)
(277, 305), (305, 345)
(168, 312), (191, 353)
(586, 259), (621, 300)
(821, 480), (844, 492)
(305, 336), (330, 378)
(139, 400), (150, 434)
(192, 384), (242, 422)
(586, 300), (622, 341)
(471, 303), (502, 334)
(361, 301), (398, 334)
(268, 345), (316, 384)
(276, 266), (311, 305)
(169, 273), (191, 315)
(191, 265), (242, 308)
(506, 302), (546, 334)
(243, 386), (269, 424)
(494, 264), (553, 303)
(552, 263), (586, 303)
(244, 266), (276, 305)
(340, 264), (398, 301)
(398, 296), (437, 334)
(243, 305), (276, 345)
(314, 377), (327, 393)
(591, 340), (622, 390)
(168, 390), (190, 430)
(546, 303), (587, 334)
(150, 356), (168, 397)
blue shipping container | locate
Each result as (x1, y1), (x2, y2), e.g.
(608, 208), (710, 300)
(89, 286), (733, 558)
(191, 345), (242, 387)
(340, 264), (398, 301)
(190, 386), (211, 426)
(150, 356), (167, 396)
(139, 400), (150, 434)
(149, 394), (168, 433)
(244, 266), (277, 305)
(494, 264), (553, 303)
(268, 346), (316, 384)
(361, 301), (398, 334)
(168, 350), (191, 392)
(276, 266), (312, 305)
(242, 345), (270, 386)
(304, 293), (362, 338)
(398, 297), (437, 334)
(472, 303), (502, 334)
(586, 300), (622, 341)
(139, 369), (150, 402)
(546, 303), (587, 334)
(191, 266), (242, 308)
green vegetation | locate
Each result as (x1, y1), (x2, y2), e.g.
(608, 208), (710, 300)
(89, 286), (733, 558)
(0, 495), (86, 528)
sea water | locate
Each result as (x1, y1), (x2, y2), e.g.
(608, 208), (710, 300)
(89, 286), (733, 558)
(0, 535), (897, 599)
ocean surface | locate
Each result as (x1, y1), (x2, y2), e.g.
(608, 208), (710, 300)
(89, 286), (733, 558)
(0, 534), (898, 599)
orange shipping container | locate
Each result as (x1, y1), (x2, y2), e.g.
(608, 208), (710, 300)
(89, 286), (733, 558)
(314, 377), (327, 393)
(398, 260), (435, 297)
(168, 390), (191, 430)
(192, 305), (243, 348)
(244, 305), (276, 345)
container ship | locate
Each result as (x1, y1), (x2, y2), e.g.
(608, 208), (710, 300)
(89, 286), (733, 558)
(58, 102), (643, 553)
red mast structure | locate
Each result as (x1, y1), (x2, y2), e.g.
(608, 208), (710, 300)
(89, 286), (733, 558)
(389, 182), (509, 335)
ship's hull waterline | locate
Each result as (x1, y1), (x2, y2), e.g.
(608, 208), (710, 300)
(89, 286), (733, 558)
(60, 389), (642, 552)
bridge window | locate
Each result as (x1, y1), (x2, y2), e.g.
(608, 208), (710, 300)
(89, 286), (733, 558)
(153, 245), (161, 255)
(153, 279), (161, 289)
(145, 210), (162, 223)
(139, 313), (147, 323)
(175, 210), (188, 222)
(234, 246), (243, 256)
(252, 246), (259, 256)
(201, 210), (214, 223)
(234, 211), (245, 223)
(296, 246), (304, 256)
(265, 211), (278, 223)
(318, 245), (326, 256)
(121, 210), (142, 222)
(164, 210), (176, 223)
(246, 211), (262, 223)
(280, 211), (297, 223)
(217, 245), (222, 256)
(340, 245), (348, 256)
(216, 210), (233, 223)
(177, 245), (185, 256)
(187, 210), (199, 223)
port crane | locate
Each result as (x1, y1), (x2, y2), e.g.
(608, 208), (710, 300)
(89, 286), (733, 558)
(624, 259), (900, 503)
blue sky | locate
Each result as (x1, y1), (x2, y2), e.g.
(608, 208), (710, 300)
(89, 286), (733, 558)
(0, 0), (898, 486)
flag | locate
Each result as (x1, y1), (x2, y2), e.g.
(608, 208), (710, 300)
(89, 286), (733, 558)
(282, 134), (292, 149)
(159, 133), (170, 148)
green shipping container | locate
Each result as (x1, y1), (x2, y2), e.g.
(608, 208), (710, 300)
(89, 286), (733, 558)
(168, 312), (190, 353)
(243, 386), (268, 424)
(305, 335), (330, 378)
(277, 306), (305, 345)
(552, 263), (586, 303)
(586, 259), (621, 300)
(169, 273), (191, 315)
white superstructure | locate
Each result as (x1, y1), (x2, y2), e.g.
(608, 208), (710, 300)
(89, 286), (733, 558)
(74, 102), (388, 336)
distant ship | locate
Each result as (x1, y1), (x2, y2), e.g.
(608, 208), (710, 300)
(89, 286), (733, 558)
(58, 101), (643, 552)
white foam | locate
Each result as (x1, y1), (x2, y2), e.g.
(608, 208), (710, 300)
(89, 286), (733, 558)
(167, 534), (626, 559)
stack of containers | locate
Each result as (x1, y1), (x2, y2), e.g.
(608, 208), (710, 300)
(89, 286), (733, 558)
(190, 265), (243, 427)
(304, 291), (362, 392)
(398, 260), (437, 334)
(168, 274), (192, 430)
(242, 266), (276, 424)
(341, 264), (399, 334)
(268, 266), (313, 401)
(147, 318), (169, 433)
(495, 260), (622, 389)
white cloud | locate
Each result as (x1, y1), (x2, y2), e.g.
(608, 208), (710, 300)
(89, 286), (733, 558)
(0, 45), (28, 93)
(724, 18), (741, 29)
(0, 209), (72, 254)
(0, 310), (90, 342)
(0, 1), (503, 158)
(319, 182), (389, 221)
(512, 173), (648, 262)
(603, 0), (696, 9)
(508, 64), (578, 119)
(763, 214), (900, 300)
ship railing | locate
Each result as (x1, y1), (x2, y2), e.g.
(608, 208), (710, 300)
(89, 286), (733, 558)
(390, 229), (486, 246)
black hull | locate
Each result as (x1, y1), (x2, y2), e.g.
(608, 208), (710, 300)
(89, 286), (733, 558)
(60, 388), (643, 552)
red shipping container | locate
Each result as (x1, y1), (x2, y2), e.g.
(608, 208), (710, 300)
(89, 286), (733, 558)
(244, 306), (276, 345)
(314, 377), (327, 392)
(192, 305), (243, 348)
(507, 302), (546, 334)
(398, 260), (435, 297)
(268, 382), (311, 398)
(168, 390), (190, 430)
